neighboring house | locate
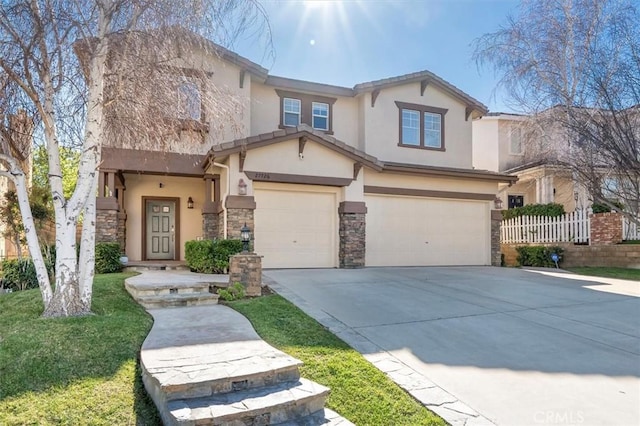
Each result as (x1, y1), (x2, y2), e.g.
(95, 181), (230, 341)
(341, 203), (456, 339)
(95, 35), (516, 268)
(472, 112), (589, 212)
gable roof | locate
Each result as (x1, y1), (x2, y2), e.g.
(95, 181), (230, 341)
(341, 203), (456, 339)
(354, 70), (488, 114)
(205, 124), (383, 171)
(204, 124), (517, 184)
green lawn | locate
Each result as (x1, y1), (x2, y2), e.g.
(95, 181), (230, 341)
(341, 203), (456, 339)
(0, 273), (161, 426)
(566, 267), (640, 281)
(229, 295), (446, 426)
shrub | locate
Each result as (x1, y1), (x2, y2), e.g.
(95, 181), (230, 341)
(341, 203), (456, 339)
(1, 258), (38, 291)
(95, 242), (123, 274)
(592, 200), (624, 214)
(185, 239), (243, 273)
(516, 245), (564, 268)
(0, 245), (56, 291)
(502, 203), (565, 220)
(218, 282), (245, 301)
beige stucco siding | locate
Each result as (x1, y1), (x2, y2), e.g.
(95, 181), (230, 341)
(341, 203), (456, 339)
(360, 83), (472, 168)
(363, 169), (498, 195)
(122, 174), (204, 261)
(250, 83), (280, 136)
(242, 139), (354, 179)
(250, 82), (359, 147)
(472, 118), (499, 172)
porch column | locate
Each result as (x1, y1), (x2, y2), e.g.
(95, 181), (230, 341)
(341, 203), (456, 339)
(96, 169), (120, 244)
(202, 174), (223, 239)
(225, 196), (256, 240)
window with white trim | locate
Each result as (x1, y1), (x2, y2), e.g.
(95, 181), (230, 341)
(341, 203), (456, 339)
(312, 102), (329, 130)
(401, 109), (420, 146)
(423, 112), (442, 148)
(283, 98), (301, 127)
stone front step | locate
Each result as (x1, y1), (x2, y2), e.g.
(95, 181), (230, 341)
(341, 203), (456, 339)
(137, 293), (219, 309)
(167, 378), (329, 426)
(125, 280), (212, 298)
(275, 408), (355, 426)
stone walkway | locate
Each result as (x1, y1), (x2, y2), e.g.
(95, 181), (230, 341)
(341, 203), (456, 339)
(129, 271), (352, 425)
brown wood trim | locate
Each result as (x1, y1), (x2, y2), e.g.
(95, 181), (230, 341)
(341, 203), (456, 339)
(382, 163), (519, 183)
(244, 170), (353, 187)
(395, 101), (447, 151)
(420, 79), (429, 96)
(239, 150), (246, 172)
(225, 195), (257, 210)
(202, 200), (224, 214)
(141, 197), (180, 261)
(239, 69), (246, 89)
(371, 89), (380, 107)
(353, 163), (363, 180)
(364, 185), (496, 201)
(465, 106), (474, 121)
(339, 201), (367, 214)
(275, 89), (336, 133)
(97, 197), (119, 210)
(101, 148), (206, 176)
(299, 136), (308, 156)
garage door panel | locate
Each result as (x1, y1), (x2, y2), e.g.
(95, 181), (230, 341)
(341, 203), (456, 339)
(254, 187), (337, 269)
(365, 195), (489, 267)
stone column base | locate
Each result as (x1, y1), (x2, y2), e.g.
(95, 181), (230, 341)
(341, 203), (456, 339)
(229, 254), (262, 297)
(339, 202), (366, 268)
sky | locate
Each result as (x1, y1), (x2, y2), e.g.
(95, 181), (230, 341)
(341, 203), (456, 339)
(233, 0), (521, 113)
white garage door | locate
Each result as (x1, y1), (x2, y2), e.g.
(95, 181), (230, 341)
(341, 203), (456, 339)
(365, 194), (490, 266)
(254, 185), (338, 268)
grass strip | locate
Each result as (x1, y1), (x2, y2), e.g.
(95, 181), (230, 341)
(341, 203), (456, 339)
(0, 273), (161, 426)
(566, 267), (640, 281)
(229, 295), (445, 426)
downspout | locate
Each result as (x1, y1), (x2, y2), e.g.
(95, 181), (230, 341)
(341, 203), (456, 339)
(213, 161), (230, 239)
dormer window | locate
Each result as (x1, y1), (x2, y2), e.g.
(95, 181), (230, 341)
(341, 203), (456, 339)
(178, 80), (202, 121)
(276, 89), (336, 134)
(395, 101), (447, 151)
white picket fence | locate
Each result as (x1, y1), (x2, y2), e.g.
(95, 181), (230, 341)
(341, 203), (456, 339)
(501, 209), (591, 244)
(623, 216), (640, 240)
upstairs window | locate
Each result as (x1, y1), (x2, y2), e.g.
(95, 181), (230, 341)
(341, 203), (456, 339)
(283, 98), (301, 127)
(510, 127), (523, 154)
(401, 109), (420, 146)
(312, 102), (329, 130)
(276, 89), (336, 134)
(396, 101), (447, 150)
(177, 80), (202, 121)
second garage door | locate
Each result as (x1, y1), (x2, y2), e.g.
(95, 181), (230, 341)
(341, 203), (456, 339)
(365, 194), (490, 266)
(254, 184), (338, 269)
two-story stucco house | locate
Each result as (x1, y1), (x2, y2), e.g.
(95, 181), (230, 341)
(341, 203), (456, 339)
(95, 36), (516, 268)
(472, 112), (589, 212)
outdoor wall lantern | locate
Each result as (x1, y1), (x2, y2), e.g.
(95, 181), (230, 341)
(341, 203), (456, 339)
(494, 197), (503, 210)
(241, 223), (251, 252)
(238, 178), (247, 195)
(187, 197), (194, 209)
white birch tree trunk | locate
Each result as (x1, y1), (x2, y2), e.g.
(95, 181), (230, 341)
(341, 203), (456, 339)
(0, 156), (53, 306)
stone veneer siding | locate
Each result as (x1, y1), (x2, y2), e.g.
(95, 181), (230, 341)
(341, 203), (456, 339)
(490, 210), (502, 266)
(338, 202), (367, 268)
(96, 209), (119, 243)
(229, 253), (262, 296)
(202, 212), (220, 239)
(590, 212), (623, 245)
(117, 212), (127, 251)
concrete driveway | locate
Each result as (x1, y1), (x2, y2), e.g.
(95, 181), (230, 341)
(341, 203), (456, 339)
(263, 267), (640, 426)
